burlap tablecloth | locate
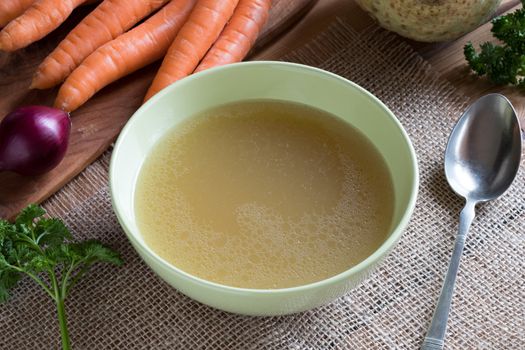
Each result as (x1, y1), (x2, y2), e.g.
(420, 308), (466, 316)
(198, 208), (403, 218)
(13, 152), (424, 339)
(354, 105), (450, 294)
(2, 19), (524, 349)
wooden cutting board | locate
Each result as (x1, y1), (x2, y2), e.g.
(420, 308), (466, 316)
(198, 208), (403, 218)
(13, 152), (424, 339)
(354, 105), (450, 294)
(0, 0), (317, 220)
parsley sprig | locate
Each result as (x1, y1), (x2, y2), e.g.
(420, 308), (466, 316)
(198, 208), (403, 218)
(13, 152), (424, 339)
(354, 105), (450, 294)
(0, 205), (122, 350)
(464, 1), (525, 88)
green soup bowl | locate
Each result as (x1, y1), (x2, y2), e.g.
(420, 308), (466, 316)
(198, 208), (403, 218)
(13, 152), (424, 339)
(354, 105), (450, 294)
(110, 61), (419, 316)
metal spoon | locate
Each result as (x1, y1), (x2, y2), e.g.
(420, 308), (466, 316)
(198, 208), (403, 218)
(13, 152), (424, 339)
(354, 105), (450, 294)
(421, 94), (522, 350)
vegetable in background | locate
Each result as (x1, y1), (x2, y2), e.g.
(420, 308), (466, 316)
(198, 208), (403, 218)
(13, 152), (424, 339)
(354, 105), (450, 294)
(0, 0), (34, 28)
(0, 0), (272, 110)
(0, 204), (123, 350)
(0, 106), (71, 176)
(195, 0), (272, 73)
(31, 0), (170, 89)
(0, 0), (102, 29)
(144, 0), (241, 101)
(54, 0), (197, 112)
(0, 0), (89, 52)
(464, 0), (525, 88)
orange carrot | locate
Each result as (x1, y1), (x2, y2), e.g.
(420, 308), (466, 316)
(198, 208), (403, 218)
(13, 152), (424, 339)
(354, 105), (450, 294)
(195, 0), (271, 73)
(0, 0), (89, 52)
(31, 0), (169, 89)
(144, 0), (240, 101)
(54, 0), (196, 112)
(0, 0), (34, 28)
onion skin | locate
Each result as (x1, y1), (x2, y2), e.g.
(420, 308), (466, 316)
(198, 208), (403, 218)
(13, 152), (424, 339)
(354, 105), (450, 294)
(0, 106), (71, 176)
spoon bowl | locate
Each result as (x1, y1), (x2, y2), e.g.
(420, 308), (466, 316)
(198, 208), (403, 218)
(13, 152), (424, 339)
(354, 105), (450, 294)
(445, 94), (522, 202)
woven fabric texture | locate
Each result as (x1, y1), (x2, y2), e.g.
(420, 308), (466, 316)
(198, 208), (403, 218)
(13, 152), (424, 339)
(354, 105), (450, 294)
(2, 19), (524, 349)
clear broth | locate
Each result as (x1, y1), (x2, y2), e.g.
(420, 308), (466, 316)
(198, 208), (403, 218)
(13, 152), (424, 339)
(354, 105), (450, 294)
(135, 100), (394, 289)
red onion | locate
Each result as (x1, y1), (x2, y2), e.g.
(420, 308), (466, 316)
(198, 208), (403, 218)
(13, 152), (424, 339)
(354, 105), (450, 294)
(0, 106), (71, 176)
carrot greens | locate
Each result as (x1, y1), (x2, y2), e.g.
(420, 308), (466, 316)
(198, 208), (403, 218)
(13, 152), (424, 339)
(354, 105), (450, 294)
(0, 204), (122, 350)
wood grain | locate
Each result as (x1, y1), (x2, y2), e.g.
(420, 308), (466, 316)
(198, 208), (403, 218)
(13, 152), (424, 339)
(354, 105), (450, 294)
(0, 0), (317, 220)
(413, 1), (525, 120)
(256, 0), (525, 135)
(2, 0), (524, 220)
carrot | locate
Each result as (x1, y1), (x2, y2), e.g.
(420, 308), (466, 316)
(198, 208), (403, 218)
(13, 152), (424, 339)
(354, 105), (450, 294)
(0, 0), (89, 52)
(54, 0), (196, 112)
(195, 0), (271, 73)
(31, 0), (169, 89)
(0, 0), (100, 29)
(144, 0), (240, 101)
(0, 0), (34, 28)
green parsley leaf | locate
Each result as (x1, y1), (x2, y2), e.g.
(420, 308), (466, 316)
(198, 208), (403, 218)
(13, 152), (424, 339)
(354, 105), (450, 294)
(492, 2), (525, 53)
(464, 1), (525, 87)
(35, 218), (72, 247)
(14, 204), (45, 227)
(0, 205), (122, 350)
(71, 239), (124, 266)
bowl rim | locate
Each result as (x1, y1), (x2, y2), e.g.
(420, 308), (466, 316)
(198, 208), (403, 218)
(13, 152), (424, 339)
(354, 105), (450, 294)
(110, 61), (419, 295)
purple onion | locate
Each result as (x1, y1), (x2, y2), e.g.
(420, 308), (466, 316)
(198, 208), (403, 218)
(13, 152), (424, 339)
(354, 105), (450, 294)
(0, 106), (71, 176)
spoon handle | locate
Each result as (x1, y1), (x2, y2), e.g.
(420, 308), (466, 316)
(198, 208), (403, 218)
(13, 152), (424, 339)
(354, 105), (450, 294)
(421, 200), (476, 350)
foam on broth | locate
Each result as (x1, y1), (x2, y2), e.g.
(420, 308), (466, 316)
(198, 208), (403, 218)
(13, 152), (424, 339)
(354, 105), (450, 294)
(135, 100), (394, 289)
